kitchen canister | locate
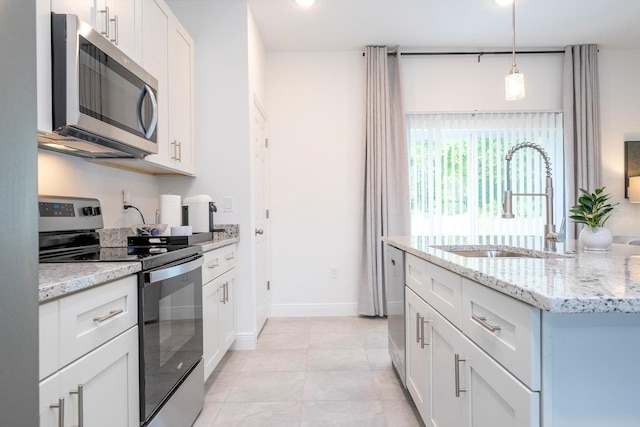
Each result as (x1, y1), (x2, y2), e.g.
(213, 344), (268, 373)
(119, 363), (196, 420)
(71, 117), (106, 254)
(159, 194), (182, 235)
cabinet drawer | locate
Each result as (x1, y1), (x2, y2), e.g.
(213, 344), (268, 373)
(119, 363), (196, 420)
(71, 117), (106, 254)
(461, 278), (541, 390)
(406, 254), (462, 328)
(58, 275), (138, 368)
(203, 244), (237, 284)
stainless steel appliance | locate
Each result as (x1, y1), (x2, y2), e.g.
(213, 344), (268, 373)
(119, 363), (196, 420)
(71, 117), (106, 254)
(384, 243), (406, 387)
(39, 196), (204, 427)
(38, 14), (158, 159)
(182, 195), (217, 233)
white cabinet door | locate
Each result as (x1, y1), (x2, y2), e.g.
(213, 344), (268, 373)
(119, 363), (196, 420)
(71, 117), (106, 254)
(167, 19), (195, 174)
(202, 278), (222, 381)
(219, 270), (236, 352)
(59, 327), (139, 427)
(461, 334), (540, 427)
(95, 0), (140, 60)
(425, 301), (465, 427)
(40, 373), (62, 427)
(141, 0), (170, 168)
(141, 0), (195, 175)
(405, 287), (429, 421)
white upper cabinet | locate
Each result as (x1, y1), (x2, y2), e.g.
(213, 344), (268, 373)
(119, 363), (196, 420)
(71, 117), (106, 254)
(50, 0), (141, 61)
(141, 0), (196, 176)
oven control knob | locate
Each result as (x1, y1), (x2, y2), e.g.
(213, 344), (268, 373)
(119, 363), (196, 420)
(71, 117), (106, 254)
(82, 206), (101, 216)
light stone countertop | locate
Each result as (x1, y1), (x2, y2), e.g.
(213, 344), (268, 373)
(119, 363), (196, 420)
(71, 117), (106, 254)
(39, 234), (239, 304)
(39, 262), (141, 303)
(383, 235), (640, 314)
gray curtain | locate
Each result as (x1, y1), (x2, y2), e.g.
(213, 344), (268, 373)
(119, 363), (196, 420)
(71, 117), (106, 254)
(563, 44), (602, 239)
(358, 46), (411, 317)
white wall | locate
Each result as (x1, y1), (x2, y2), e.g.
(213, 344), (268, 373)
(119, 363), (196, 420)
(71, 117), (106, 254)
(38, 151), (161, 228)
(599, 48), (640, 235)
(164, 0), (265, 347)
(267, 51), (365, 316)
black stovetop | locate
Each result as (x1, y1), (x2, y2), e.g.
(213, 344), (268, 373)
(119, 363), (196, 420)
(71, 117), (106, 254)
(39, 243), (202, 270)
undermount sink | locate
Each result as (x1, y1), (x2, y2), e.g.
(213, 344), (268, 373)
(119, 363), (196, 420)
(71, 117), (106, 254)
(431, 245), (570, 259)
(445, 249), (526, 258)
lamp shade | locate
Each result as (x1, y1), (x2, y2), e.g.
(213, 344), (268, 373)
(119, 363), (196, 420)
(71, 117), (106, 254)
(505, 70), (525, 100)
(629, 176), (640, 203)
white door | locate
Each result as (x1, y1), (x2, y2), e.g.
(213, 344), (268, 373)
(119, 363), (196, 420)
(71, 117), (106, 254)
(253, 100), (270, 334)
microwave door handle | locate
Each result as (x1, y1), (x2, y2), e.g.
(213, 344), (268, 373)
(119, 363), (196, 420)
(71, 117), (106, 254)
(137, 84), (158, 139)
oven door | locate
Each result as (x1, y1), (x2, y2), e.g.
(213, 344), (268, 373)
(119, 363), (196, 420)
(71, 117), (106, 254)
(139, 255), (203, 424)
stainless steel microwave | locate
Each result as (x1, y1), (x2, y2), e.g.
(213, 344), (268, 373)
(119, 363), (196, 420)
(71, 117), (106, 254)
(38, 13), (159, 159)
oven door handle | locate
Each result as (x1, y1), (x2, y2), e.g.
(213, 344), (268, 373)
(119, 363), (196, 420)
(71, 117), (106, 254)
(148, 256), (203, 283)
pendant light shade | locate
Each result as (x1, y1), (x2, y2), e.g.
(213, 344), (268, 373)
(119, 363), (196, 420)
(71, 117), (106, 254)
(506, 67), (525, 100)
(506, 0), (525, 100)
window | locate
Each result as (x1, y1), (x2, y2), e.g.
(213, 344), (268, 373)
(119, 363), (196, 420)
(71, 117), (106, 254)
(407, 112), (565, 238)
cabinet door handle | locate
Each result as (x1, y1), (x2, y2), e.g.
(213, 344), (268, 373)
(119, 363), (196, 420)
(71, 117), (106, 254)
(454, 354), (467, 397)
(472, 314), (501, 333)
(225, 282), (229, 303)
(99, 7), (110, 37)
(177, 141), (182, 162)
(220, 284), (226, 303)
(420, 318), (430, 348)
(415, 313), (422, 343)
(49, 397), (65, 427)
(93, 309), (124, 323)
(110, 15), (119, 45)
(69, 384), (84, 427)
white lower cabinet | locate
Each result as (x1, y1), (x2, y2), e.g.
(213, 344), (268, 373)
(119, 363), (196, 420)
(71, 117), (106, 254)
(202, 245), (237, 380)
(40, 327), (139, 427)
(406, 284), (539, 427)
(39, 276), (139, 427)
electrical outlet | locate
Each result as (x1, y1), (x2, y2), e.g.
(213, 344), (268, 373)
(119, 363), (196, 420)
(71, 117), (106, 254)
(329, 266), (338, 279)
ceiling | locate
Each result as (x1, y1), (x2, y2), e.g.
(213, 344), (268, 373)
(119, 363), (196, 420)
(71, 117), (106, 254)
(247, 0), (640, 52)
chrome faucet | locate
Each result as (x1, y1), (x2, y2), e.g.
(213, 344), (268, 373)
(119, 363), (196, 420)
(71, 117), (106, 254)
(502, 142), (564, 251)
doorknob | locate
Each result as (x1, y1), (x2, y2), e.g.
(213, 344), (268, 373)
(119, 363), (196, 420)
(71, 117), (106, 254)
(255, 228), (264, 235)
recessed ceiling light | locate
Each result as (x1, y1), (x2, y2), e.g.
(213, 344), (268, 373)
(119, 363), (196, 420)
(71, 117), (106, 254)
(295, 0), (316, 7)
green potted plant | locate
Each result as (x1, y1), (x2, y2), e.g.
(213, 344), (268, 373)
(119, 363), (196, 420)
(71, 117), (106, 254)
(569, 187), (618, 251)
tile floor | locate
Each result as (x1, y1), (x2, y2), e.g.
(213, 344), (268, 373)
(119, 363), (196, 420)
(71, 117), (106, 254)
(193, 316), (424, 426)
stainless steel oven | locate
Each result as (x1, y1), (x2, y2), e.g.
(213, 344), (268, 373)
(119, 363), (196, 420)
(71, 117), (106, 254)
(139, 255), (204, 427)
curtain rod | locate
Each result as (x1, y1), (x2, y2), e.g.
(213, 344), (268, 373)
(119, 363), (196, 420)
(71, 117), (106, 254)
(362, 50), (564, 58)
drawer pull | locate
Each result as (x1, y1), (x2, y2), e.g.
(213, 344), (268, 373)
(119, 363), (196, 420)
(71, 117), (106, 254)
(420, 318), (430, 348)
(69, 384), (84, 427)
(208, 260), (220, 269)
(472, 314), (501, 333)
(454, 354), (467, 397)
(93, 309), (124, 323)
(225, 253), (235, 261)
(49, 397), (64, 427)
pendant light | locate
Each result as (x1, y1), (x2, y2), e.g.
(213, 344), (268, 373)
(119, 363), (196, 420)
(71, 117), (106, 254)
(505, 0), (525, 100)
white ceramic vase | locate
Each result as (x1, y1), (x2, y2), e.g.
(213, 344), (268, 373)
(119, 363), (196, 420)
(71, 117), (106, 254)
(579, 226), (613, 252)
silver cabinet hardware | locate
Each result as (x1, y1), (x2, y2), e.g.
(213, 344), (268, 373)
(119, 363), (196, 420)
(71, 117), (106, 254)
(454, 354), (467, 397)
(98, 7), (110, 37)
(225, 253), (235, 261)
(69, 384), (84, 427)
(416, 313), (422, 343)
(220, 283), (225, 304)
(472, 314), (501, 333)
(176, 141), (182, 162)
(93, 309), (124, 323)
(208, 259), (220, 269)
(420, 318), (430, 349)
(110, 15), (118, 45)
(49, 397), (65, 427)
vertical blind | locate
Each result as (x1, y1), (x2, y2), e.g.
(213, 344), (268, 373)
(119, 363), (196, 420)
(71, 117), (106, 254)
(407, 112), (565, 238)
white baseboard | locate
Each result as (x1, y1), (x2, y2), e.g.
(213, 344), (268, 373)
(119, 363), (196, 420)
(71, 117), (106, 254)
(270, 302), (359, 317)
(230, 332), (257, 350)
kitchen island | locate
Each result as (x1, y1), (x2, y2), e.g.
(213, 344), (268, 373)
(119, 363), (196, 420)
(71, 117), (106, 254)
(384, 235), (640, 427)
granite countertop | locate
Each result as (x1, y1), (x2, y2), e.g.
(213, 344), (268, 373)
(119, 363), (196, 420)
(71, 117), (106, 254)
(39, 225), (240, 303)
(383, 235), (640, 314)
